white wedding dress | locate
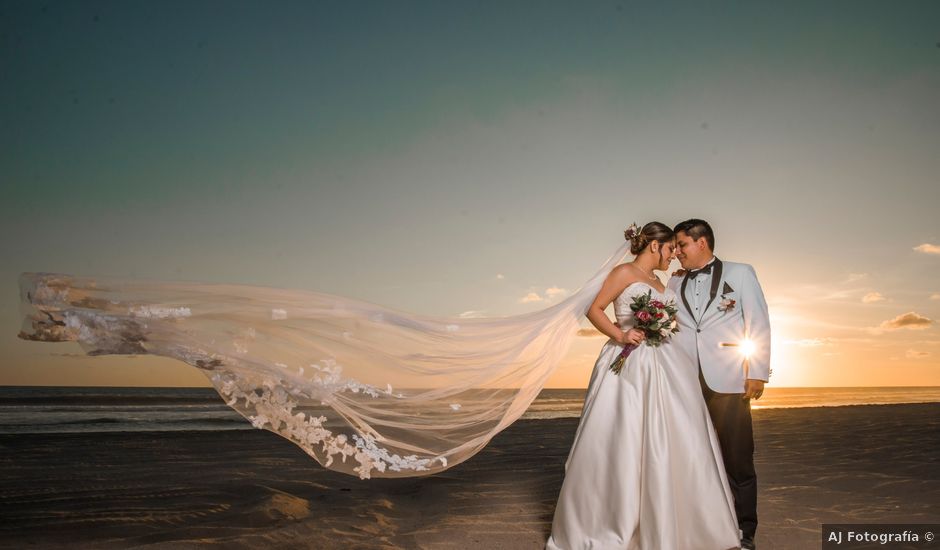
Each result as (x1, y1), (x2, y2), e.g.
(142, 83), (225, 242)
(545, 281), (742, 550)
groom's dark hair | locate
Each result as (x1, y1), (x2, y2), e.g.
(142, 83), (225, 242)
(673, 219), (715, 251)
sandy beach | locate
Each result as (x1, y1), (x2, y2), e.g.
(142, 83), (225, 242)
(2, 402), (938, 549)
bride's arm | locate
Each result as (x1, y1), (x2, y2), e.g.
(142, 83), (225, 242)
(586, 267), (641, 345)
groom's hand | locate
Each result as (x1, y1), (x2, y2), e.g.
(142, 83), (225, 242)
(743, 379), (765, 400)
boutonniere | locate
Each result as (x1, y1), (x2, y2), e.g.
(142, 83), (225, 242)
(717, 296), (736, 312)
(671, 269), (687, 278)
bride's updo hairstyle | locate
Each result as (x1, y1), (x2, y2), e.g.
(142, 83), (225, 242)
(624, 222), (675, 255)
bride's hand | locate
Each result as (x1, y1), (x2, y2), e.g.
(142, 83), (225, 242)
(622, 328), (646, 346)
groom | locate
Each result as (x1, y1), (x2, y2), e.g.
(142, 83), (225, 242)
(666, 219), (771, 550)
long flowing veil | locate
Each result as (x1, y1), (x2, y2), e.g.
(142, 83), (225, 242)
(17, 241), (631, 479)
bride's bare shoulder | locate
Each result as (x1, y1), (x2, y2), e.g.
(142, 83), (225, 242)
(604, 264), (644, 294)
(613, 263), (643, 284)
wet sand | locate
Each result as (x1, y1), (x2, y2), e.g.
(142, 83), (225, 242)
(1, 403), (938, 549)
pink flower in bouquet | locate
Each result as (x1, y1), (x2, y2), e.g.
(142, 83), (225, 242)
(650, 300), (665, 309)
(655, 312), (665, 319)
(636, 310), (652, 323)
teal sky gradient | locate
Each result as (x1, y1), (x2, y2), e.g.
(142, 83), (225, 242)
(2, 0), (939, 387)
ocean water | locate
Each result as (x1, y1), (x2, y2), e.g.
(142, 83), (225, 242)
(1, 386), (939, 434)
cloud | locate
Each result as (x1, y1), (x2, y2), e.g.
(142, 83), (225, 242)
(931, 293), (940, 301)
(495, 273), (505, 280)
(521, 286), (568, 304)
(784, 338), (835, 347)
(905, 349), (930, 359)
(457, 310), (487, 318)
(862, 292), (886, 303)
(879, 311), (933, 331)
(914, 243), (940, 255)
(822, 289), (857, 301)
(519, 292), (543, 303)
(545, 286), (569, 298)
(778, 279), (884, 305)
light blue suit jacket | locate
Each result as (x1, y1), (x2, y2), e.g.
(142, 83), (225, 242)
(666, 258), (772, 393)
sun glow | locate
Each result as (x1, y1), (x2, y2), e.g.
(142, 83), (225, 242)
(740, 339), (757, 358)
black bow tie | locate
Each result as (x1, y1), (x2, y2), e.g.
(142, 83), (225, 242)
(686, 264), (713, 279)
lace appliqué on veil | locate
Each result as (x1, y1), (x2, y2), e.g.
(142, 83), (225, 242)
(128, 305), (192, 319)
(210, 359), (447, 480)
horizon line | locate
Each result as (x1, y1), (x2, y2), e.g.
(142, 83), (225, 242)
(3, 384), (940, 390)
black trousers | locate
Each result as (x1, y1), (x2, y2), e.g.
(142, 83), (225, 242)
(698, 363), (758, 540)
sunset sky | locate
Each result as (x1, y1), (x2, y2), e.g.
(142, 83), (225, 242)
(2, 1), (938, 388)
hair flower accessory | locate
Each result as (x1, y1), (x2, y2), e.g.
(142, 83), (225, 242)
(624, 222), (641, 240)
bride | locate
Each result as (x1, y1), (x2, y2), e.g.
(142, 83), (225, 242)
(545, 222), (742, 550)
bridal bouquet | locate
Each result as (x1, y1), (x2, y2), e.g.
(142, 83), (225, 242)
(610, 290), (680, 374)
